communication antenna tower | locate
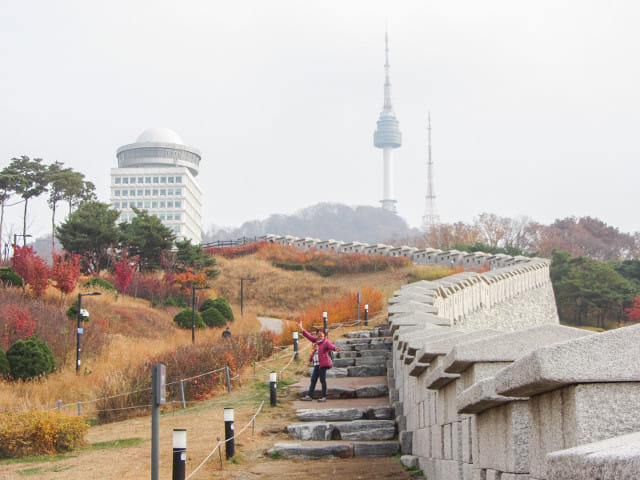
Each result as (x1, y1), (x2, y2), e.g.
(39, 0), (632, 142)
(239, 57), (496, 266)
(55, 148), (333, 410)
(421, 113), (439, 230)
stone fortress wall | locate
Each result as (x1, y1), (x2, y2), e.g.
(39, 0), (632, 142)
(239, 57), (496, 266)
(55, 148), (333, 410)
(259, 234), (640, 479)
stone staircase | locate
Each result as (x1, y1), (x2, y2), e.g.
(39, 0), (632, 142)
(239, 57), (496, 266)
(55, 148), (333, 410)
(267, 326), (400, 459)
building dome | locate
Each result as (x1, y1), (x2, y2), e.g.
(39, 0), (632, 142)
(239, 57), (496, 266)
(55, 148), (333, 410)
(136, 127), (183, 145)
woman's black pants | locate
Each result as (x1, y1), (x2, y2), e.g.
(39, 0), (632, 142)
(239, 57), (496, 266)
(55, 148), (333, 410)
(308, 366), (328, 398)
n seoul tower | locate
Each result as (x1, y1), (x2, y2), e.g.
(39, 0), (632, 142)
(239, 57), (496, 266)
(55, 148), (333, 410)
(373, 31), (402, 213)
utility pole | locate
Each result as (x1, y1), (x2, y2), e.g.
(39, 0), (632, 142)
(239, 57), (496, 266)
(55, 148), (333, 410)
(76, 292), (101, 375)
(240, 277), (256, 316)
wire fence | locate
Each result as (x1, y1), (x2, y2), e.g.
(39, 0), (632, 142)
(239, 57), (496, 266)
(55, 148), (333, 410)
(45, 317), (367, 417)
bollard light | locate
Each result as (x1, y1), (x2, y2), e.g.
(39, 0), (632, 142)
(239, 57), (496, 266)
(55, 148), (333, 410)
(293, 331), (299, 360)
(269, 372), (277, 406)
(323, 311), (328, 334)
(224, 408), (235, 459)
(172, 429), (187, 480)
(365, 304), (369, 326)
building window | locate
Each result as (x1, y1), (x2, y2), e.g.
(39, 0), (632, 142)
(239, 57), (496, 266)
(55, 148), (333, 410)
(122, 201), (128, 208)
(130, 177), (136, 184)
(159, 201), (165, 208)
(174, 213), (181, 220)
(174, 226), (181, 233)
(129, 190), (135, 196)
(114, 190), (121, 196)
(137, 201), (143, 208)
(144, 201), (150, 208)
(168, 189), (174, 196)
(167, 214), (173, 221)
(153, 177), (159, 183)
(159, 214), (165, 220)
(175, 200), (181, 208)
(114, 202), (120, 209)
(145, 177), (151, 183)
(160, 189), (166, 196)
(152, 201), (158, 208)
(145, 189), (151, 196)
(167, 201), (173, 208)
(115, 177), (121, 184)
(122, 177), (129, 184)
(138, 177), (144, 184)
(175, 176), (182, 183)
(175, 188), (182, 195)
(137, 189), (143, 196)
(152, 189), (158, 196)
(160, 176), (166, 183)
(168, 176), (174, 183)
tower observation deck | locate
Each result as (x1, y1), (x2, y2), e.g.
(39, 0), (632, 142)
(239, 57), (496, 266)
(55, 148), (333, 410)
(373, 31), (402, 213)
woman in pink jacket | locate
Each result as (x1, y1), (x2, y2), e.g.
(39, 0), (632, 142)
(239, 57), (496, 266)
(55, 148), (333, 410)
(298, 321), (341, 402)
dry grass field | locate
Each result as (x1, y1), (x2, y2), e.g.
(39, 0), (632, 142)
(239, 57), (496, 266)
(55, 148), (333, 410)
(0, 251), (447, 478)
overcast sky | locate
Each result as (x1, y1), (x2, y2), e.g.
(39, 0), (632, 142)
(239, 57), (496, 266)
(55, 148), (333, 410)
(2, 1), (639, 241)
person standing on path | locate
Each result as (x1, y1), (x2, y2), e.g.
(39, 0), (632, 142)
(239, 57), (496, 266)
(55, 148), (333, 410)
(298, 321), (341, 402)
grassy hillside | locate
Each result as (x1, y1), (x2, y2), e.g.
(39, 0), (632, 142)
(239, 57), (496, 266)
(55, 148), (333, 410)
(0, 249), (449, 417)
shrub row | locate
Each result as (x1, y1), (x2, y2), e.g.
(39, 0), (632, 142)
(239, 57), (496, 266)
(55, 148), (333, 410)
(0, 411), (88, 458)
(96, 330), (276, 423)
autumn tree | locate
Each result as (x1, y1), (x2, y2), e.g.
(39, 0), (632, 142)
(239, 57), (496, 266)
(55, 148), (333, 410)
(8, 156), (49, 243)
(114, 249), (139, 296)
(624, 297), (640, 323)
(10, 245), (50, 297)
(50, 251), (81, 300)
(1, 305), (36, 346)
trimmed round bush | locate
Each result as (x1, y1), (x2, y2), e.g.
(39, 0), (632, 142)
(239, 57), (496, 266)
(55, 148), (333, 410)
(83, 277), (115, 291)
(173, 309), (206, 329)
(212, 297), (234, 322)
(201, 307), (226, 327)
(0, 350), (10, 378)
(7, 338), (55, 380)
(0, 266), (23, 287)
(164, 296), (187, 308)
(198, 298), (216, 313)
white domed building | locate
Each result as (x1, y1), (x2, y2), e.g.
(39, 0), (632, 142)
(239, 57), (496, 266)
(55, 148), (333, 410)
(110, 128), (203, 243)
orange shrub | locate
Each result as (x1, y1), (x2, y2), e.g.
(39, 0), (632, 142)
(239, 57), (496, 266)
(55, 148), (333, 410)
(0, 410), (88, 458)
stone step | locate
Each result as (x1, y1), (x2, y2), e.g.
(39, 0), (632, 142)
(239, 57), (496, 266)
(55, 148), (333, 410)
(295, 376), (389, 400)
(304, 365), (387, 378)
(295, 405), (393, 422)
(267, 440), (400, 459)
(287, 420), (396, 441)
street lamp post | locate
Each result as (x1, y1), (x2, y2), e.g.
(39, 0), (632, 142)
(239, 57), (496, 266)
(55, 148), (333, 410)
(240, 277), (256, 316)
(76, 292), (101, 375)
(13, 233), (32, 248)
(191, 285), (211, 344)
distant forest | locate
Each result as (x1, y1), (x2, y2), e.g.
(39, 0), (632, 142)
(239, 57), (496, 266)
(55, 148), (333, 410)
(205, 203), (640, 330)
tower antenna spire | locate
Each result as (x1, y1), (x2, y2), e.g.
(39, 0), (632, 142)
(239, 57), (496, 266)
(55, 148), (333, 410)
(374, 30), (402, 213)
(422, 112), (440, 230)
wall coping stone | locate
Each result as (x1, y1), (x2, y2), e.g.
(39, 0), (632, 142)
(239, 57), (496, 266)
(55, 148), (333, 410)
(546, 431), (640, 480)
(494, 323), (640, 398)
(442, 324), (592, 374)
(457, 377), (528, 414)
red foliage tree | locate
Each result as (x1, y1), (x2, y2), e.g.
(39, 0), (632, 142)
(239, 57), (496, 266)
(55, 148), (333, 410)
(11, 245), (50, 297)
(625, 297), (640, 323)
(50, 251), (81, 298)
(114, 249), (139, 295)
(2, 305), (36, 346)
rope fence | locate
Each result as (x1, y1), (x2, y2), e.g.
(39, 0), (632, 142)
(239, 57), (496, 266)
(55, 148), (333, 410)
(38, 317), (372, 417)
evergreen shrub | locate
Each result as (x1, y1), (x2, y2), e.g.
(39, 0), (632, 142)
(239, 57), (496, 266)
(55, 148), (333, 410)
(201, 307), (226, 327)
(173, 309), (205, 329)
(83, 277), (115, 291)
(212, 297), (234, 322)
(0, 267), (23, 287)
(7, 338), (55, 380)
(0, 350), (9, 378)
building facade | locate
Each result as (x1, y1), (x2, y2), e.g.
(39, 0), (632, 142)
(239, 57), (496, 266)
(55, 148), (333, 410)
(110, 127), (203, 243)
